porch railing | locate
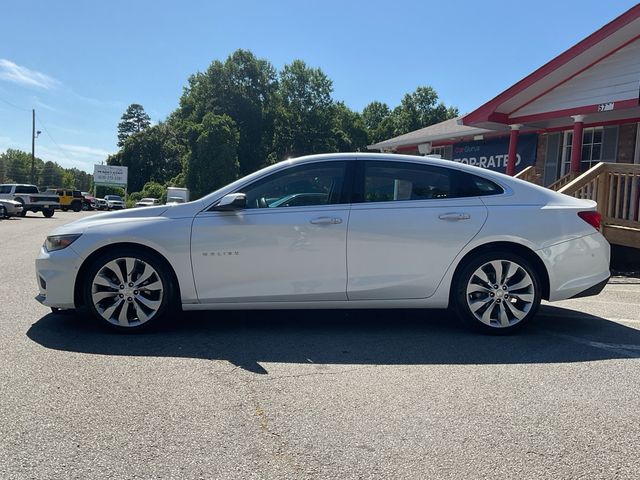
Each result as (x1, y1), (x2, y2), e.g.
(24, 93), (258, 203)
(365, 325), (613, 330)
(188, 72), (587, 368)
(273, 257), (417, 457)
(558, 162), (640, 248)
(548, 172), (576, 191)
(514, 166), (540, 184)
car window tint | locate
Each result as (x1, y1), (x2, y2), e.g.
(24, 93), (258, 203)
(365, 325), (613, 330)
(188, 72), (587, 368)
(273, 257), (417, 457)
(15, 185), (39, 194)
(240, 162), (346, 209)
(0, 186), (11, 194)
(362, 162), (455, 202)
(469, 174), (504, 196)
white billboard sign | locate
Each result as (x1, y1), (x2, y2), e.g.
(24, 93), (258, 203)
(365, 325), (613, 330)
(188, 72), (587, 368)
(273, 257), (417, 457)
(93, 164), (128, 187)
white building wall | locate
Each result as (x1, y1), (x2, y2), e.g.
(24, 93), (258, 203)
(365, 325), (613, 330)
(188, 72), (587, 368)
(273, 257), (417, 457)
(511, 39), (640, 117)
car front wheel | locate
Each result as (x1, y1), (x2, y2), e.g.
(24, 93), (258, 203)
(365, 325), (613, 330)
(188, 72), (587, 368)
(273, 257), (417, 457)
(452, 252), (541, 334)
(83, 249), (176, 331)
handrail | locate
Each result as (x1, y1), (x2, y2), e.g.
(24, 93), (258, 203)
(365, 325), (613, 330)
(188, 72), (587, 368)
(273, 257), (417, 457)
(548, 172), (575, 191)
(558, 163), (640, 237)
(514, 166), (537, 183)
(558, 162), (608, 195)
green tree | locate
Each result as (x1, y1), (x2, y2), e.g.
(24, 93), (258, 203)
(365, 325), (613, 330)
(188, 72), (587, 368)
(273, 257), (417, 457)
(61, 170), (75, 188)
(1, 149), (32, 183)
(117, 103), (151, 147)
(272, 60), (336, 158)
(392, 86), (459, 136)
(185, 113), (239, 199)
(362, 101), (396, 145)
(332, 102), (368, 152)
(39, 161), (64, 188)
(177, 49), (278, 176)
(109, 122), (185, 193)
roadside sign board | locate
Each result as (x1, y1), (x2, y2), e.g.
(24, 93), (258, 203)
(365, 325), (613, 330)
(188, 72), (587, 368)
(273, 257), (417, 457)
(93, 165), (128, 187)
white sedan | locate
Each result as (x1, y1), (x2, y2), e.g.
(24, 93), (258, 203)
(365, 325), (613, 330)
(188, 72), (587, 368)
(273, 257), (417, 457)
(35, 153), (610, 333)
(0, 198), (23, 217)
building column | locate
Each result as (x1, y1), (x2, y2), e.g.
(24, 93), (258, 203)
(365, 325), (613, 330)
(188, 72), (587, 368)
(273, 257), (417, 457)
(570, 115), (585, 174)
(506, 124), (521, 176)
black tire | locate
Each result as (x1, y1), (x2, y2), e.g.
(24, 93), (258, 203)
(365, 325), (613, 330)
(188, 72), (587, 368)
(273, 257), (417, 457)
(43, 208), (55, 218)
(451, 251), (542, 335)
(61, 207), (68, 212)
(0, 206), (6, 219)
(72, 201), (82, 212)
(16, 198), (27, 217)
(82, 247), (177, 332)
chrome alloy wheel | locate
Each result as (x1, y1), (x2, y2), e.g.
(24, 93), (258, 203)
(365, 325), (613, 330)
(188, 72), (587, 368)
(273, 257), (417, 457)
(465, 260), (535, 328)
(90, 257), (164, 327)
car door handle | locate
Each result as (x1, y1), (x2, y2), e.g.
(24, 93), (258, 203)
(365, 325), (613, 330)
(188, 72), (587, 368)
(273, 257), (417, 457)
(310, 216), (343, 225)
(438, 212), (471, 221)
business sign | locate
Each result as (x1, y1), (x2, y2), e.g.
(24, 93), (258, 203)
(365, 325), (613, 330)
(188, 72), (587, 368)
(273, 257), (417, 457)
(93, 164), (128, 187)
(451, 134), (538, 174)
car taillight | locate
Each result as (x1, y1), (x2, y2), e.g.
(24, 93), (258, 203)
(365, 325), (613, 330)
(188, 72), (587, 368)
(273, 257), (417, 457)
(578, 211), (601, 231)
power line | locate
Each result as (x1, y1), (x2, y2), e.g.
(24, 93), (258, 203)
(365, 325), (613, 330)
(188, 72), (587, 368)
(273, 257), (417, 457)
(0, 95), (30, 112)
(36, 116), (76, 165)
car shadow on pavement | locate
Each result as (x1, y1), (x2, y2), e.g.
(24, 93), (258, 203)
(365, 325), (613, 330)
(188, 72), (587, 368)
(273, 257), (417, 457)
(27, 305), (640, 374)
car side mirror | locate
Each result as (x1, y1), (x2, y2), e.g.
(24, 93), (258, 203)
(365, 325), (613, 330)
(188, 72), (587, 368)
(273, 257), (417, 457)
(214, 193), (246, 211)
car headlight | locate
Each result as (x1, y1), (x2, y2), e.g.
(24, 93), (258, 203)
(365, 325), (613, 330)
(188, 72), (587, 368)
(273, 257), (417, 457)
(44, 234), (81, 252)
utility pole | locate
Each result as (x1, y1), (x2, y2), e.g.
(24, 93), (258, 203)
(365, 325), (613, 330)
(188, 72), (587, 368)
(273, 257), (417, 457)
(30, 109), (35, 184)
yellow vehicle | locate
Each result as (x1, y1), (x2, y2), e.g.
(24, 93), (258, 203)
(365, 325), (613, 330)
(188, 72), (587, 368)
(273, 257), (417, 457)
(48, 189), (84, 212)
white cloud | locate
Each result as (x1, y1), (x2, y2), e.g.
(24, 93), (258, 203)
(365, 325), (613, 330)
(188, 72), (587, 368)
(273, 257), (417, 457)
(0, 59), (60, 89)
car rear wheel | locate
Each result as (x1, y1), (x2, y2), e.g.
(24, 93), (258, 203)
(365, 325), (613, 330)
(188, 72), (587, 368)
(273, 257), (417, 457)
(452, 252), (541, 334)
(43, 208), (54, 218)
(72, 201), (82, 212)
(83, 249), (176, 332)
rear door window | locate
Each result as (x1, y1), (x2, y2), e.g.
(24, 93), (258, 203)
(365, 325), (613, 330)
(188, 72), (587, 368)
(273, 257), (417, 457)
(356, 161), (503, 203)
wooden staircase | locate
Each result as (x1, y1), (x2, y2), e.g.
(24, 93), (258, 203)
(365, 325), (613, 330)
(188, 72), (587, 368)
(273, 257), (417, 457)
(516, 163), (640, 248)
(550, 163), (640, 248)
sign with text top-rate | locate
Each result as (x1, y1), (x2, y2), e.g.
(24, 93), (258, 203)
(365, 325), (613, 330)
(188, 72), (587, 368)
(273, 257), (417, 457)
(93, 165), (128, 187)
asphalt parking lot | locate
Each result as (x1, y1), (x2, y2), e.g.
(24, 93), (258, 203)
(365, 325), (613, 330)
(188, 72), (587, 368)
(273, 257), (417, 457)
(1, 210), (639, 479)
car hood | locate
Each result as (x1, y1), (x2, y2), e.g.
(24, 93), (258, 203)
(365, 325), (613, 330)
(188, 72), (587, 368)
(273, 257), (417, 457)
(52, 205), (171, 234)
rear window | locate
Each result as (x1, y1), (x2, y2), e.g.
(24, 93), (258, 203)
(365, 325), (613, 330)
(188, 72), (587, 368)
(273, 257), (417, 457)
(15, 185), (39, 194)
(457, 173), (504, 197)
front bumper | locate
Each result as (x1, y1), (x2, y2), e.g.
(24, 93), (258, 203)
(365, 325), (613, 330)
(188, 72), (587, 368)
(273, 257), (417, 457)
(35, 245), (83, 309)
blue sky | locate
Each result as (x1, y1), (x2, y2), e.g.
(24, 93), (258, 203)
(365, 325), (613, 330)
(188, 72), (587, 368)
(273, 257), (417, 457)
(0, 0), (637, 172)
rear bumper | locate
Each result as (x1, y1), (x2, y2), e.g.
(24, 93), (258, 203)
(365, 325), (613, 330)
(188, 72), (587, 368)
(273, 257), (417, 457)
(538, 232), (611, 301)
(570, 275), (610, 299)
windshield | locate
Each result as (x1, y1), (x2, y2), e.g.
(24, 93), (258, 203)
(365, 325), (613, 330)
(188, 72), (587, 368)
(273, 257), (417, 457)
(105, 195), (122, 201)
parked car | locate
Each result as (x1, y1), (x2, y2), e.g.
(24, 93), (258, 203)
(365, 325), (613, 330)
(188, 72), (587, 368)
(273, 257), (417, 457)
(95, 198), (108, 210)
(0, 198), (24, 217)
(135, 197), (160, 208)
(0, 184), (59, 217)
(104, 195), (125, 210)
(46, 189), (84, 212)
(36, 153), (610, 333)
(81, 192), (96, 210)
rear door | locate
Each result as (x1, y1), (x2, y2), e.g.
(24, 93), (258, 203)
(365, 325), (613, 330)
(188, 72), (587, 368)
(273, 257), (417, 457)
(347, 160), (489, 300)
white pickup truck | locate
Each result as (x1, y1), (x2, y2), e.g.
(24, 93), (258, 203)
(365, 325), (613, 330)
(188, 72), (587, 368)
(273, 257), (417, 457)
(0, 184), (60, 217)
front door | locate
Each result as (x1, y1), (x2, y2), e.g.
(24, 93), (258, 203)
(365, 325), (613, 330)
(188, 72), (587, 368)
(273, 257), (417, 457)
(191, 161), (350, 303)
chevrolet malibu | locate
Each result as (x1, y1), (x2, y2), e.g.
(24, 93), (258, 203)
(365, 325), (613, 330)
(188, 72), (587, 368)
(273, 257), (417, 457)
(36, 153), (610, 334)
